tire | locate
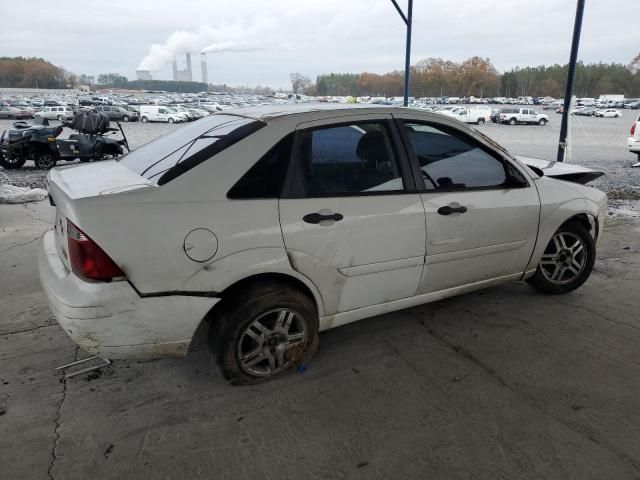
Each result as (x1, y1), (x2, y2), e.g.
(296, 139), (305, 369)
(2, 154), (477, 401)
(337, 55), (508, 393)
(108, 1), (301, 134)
(210, 282), (319, 385)
(509, 117), (517, 125)
(122, 115), (129, 122)
(57, 115), (63, 121)
(0, 154), (27, 169)
(141, 116), (148, 123)
(168, 117), (174, 124)
(538, 118), (547, 126)
(34, 152), (57, 170)
(526, 221), (595, 295)
(477, 118), (485, 125)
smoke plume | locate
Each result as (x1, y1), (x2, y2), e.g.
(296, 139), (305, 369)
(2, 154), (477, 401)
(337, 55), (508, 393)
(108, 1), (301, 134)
(137, 18), (275, 71)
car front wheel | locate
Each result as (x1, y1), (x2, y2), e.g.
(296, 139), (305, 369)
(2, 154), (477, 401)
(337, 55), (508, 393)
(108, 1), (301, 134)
(527, 221), (595, 294)
(539, 118), (547, 126)
(210, 283), (319, 385)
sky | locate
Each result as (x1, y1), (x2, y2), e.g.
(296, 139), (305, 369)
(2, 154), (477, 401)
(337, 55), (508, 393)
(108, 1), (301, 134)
(1, 0), (638, 89)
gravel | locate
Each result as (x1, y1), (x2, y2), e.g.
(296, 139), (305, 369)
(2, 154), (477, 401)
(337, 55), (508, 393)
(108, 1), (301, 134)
(1, 107), (639, 197)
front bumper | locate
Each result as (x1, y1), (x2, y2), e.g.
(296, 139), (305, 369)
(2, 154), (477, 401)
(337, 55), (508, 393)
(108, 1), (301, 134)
(38, 230), (219, 359)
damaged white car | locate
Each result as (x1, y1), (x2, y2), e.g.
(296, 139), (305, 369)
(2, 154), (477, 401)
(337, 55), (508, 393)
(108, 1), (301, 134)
(39, 104), (607, 384)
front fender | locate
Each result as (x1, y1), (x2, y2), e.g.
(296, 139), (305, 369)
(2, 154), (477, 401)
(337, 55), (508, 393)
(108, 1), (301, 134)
(526, 179), (606, 272)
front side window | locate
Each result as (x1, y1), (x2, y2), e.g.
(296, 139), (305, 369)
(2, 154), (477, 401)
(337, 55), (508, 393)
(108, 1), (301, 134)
(402, 122), (522, 191)
(118, 114), (265, 185)
(298, 122), (404, 196)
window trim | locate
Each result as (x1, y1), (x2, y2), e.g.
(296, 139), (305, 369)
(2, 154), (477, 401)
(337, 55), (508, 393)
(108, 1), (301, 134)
(281, 118), (417, 199)
(394, 118), (530, 193)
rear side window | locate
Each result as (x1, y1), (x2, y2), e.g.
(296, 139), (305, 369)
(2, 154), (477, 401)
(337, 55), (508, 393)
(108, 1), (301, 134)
(298, 122), (404, 196)
(227, 134), (293, 199)
(118, 114), (265, 185)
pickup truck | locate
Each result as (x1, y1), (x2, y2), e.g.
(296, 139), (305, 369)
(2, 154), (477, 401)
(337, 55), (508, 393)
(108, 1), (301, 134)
(441, 107), (491, 125)
(500, 108), (549, 126)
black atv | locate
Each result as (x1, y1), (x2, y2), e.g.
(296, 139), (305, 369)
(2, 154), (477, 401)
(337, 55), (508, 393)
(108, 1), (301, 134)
(0, 111), (130, 170)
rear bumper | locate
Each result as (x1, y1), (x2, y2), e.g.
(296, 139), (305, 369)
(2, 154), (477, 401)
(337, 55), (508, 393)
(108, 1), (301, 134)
(628, 137), (640, 153)
(38, 230), (219, 359)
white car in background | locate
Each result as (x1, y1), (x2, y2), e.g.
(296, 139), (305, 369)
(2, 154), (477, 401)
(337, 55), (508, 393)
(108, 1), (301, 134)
(39, 104), (607, 384)
(35, 106), (74, 121)
(628, 113), (640, 164)
(595, 109), (621, 118)
(440, 107), (492, 125)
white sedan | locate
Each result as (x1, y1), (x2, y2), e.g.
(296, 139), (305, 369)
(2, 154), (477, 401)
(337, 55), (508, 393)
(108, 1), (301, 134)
(595, 109), (622, 118)
(39, 104), (608, 384)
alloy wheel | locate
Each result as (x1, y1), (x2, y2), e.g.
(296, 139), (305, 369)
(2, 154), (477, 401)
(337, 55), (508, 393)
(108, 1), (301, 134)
(237, 308), (307, 377)
(35, 154), (56, 170)
(539, 231), (587, 285)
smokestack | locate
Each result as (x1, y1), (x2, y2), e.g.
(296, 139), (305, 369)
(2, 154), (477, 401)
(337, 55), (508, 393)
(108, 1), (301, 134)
(172, 59), (178, 81)
(186, 53), (192, 82)
(201, 52), (208, 84)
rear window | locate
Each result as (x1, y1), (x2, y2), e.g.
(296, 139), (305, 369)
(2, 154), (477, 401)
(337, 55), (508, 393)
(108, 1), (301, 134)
(118, 114), (265, 185)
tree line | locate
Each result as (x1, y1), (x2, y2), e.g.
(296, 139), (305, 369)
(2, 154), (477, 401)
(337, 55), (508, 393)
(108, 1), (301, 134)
(0, 57), (75, 89)
(309, 55), (640, 99)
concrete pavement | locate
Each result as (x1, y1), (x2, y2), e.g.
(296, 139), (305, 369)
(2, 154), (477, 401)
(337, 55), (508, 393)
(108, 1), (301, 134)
(1, 200), (639, 480)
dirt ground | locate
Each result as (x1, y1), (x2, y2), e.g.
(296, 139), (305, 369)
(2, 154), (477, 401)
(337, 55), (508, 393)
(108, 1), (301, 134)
(1, 200), (639, 479)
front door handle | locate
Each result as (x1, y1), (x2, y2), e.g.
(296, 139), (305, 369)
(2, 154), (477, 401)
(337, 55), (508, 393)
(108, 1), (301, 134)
(303, 211), (344, 224)
(437, 204), (468, 215)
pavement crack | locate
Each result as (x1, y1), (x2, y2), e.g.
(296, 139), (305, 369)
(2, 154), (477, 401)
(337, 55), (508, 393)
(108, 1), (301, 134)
(48, 346), (78, 480)
(2, 324), (56, 336)
(417, 313), (640, 473)
(0, 236), (40, 254)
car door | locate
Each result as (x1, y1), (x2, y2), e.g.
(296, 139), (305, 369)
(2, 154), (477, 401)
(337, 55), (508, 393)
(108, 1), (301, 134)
(279, 115), (427, 316)
(395, 117), (541, 294)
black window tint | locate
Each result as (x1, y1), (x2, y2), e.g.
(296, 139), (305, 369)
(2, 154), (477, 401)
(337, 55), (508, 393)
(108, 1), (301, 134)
(227, 134), (293, 199)
(403, 122), (508, 190)
(118, 114), (265, 185)
(299, 122), (404, 196)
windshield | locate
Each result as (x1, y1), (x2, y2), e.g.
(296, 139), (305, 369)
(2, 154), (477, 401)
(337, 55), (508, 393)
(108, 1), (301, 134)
(118, 114), (265, 185)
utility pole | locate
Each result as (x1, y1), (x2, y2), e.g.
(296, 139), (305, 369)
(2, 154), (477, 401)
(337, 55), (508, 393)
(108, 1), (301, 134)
(557, 0), (586, 162)
(390, 0), (413, 106)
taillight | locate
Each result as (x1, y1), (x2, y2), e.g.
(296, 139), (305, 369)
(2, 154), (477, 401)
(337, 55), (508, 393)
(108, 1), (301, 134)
(67, 220), (124, 281)
(632, 123), (636, 136)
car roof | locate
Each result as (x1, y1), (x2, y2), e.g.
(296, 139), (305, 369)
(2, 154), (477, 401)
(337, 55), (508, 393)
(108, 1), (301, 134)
(220, 103), (411, 123)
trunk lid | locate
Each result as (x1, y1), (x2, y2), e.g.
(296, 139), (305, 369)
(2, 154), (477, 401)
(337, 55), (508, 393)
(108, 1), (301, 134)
(47, 161), (154, 272)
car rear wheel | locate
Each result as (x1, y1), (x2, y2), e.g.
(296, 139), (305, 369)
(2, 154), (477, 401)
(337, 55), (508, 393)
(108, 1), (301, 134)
(210, 283), (319, 385)
(509, 118), (517, 125)
(34, 152), (57, 170)
(122, 115), (129, 122)
(527, 221), (595, 294)
(477, 118), (485, 125)
(56, 115), (63, 121)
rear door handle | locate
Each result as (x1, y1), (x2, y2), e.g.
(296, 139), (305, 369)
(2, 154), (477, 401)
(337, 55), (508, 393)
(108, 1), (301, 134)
(437, 205), (468, 215)
(303, 211), (344, 224)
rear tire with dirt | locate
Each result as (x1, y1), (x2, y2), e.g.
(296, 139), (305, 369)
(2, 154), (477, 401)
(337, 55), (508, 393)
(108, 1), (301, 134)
(210, 283), (319, 385)
(526, 221), (595, 295)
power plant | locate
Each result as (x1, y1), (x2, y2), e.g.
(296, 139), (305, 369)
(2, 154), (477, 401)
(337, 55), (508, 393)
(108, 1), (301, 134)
(172, 53), (193, 82)
(201, 52), (208, 84)
(135, 70), (152, 81)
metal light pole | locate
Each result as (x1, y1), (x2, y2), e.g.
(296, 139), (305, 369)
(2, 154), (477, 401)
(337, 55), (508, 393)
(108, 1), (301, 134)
(390, 0), (413, 106)
(557, 0), (586, 162)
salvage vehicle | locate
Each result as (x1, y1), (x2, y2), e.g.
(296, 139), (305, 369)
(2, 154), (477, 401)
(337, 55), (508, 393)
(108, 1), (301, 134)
(0, 105), (33, 120)
(0, 113), (129, 169)
(595, 109), (621, 118)
(628, 113), (640, 163)
(500, 108), (549, 125)
(39, 104), (607, 384)
(35, 105), (74, 121)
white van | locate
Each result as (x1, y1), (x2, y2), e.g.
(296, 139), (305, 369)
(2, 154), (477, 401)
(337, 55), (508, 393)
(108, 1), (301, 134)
(139, 106), (187, 123)
(35, 106), (74, 121)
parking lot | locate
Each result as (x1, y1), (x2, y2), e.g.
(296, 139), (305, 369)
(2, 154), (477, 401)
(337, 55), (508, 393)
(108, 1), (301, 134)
(2, 107), (640, 479)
